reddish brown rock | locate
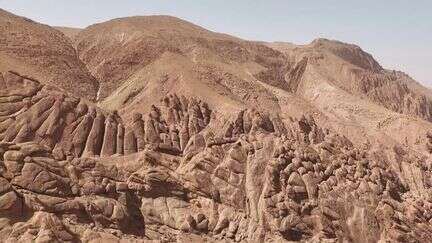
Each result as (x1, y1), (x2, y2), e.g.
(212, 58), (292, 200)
(0, 10), (431, 243)
(71, 108), (94, 157)
(132, 113), (146, 151)
(116, 123), (125, 154)
(83, 112), (105, 157)
(124, 130), (137, 155)
(100, 114), (117, 157)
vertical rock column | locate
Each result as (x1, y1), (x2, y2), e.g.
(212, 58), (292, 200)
(179, 115), (190, 151)
(72, 107), (94, 157)
(100, 114), (118, 157)
(116, 124), (125, 155)
(124, 130), (137, 155)
(145, 106), (162, 145)
(132, 113), (145, 152)
(36, 95), (66, 148)
(82, 111), (105, 157)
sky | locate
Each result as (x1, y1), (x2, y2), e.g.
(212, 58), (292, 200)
(0, 0), (431, 85)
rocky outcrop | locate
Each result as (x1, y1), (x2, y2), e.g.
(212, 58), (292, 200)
(1, 71), (432, 242)
(0, 72), (212, 159)
(1, 106), (431, 242)
(2, 10), (432, 242)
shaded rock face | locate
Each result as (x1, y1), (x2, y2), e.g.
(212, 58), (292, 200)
(1, 72), (432, 242)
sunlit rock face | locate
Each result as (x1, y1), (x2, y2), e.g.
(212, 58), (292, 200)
(1, 8), (432, 242)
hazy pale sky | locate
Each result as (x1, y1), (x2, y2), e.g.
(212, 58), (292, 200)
(0, 0), (431, 85)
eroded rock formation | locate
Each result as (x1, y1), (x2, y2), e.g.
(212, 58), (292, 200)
(1, 71), (432, 242)
(0, 72), (212, 160)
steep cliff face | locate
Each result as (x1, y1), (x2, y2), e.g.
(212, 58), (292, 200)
(0, 9), (98, 100)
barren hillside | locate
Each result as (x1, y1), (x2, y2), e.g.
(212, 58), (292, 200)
(0, 9), (98, 100)
(72, 16), (432, 151)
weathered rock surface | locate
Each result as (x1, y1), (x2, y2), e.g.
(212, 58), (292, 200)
(0, 72), (212, 160)
(0, 71), (431, 242)
(2, 8), (432, 243)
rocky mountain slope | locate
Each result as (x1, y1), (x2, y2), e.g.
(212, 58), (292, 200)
(1, 8), (432, 242)
(71, 15), (432, 151)
(0, 9), (97, 100)
(267, 39), (432, 122)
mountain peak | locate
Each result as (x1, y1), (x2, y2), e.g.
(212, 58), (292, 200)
(81, 14), (238, 42)
(309, 38), (383, 72)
